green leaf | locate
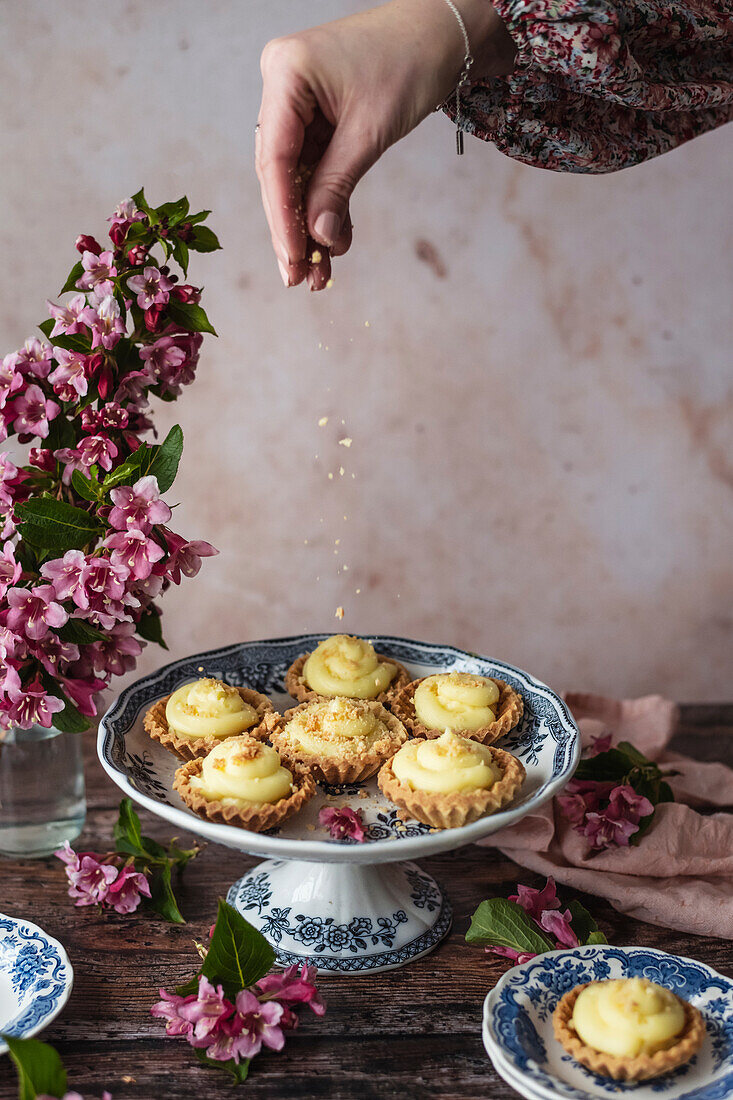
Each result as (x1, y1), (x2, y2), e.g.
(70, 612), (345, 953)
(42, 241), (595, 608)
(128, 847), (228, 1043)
(38, 318), (54, 339)
(57, 618), (106, 644)
(166, 297), (217, 336)
(156, 197), (189, 225)
(172, 237), (189, 277)
(465, 898), (555, 954)
(188, 209), (212, 226)
(567, 900), (606, 946)
(46, 333), (90, 353)
(193, 1047), (250, 1083)
(16, 497), (103, 553)
(136, 423), (183, 493)
(45, 415), (75, 452)
(148, 862), (185, 924)
(71, 469), (99, 502)
(630, 809), (657, 845)
(189, 225), (221, 253)
(124, 221), (150, 246)
(60, 260), (84, 295)
(616, 741), (650, 767)
(136, 605), (167, 649)
(201, 900), (276, 998)
(3, 1035), (68, 1100)
(574, 748), (638, 783)
(113, 797), (146, 857)
(51, 694), (90, 734)
(586, 930), (608, 945)
(131, 187), (152, 216)
(657, 781), (675, 804)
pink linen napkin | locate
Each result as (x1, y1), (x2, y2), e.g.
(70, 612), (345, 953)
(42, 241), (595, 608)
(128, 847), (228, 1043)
(481, 694), (733, 940)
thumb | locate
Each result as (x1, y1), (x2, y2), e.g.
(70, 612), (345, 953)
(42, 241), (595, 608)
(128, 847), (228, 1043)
(306, 121), (380, 247)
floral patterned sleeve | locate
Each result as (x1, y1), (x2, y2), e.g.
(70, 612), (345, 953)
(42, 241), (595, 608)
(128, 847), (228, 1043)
(446, 0), (733, 171)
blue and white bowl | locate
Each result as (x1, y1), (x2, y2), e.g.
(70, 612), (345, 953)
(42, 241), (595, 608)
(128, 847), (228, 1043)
(483, 946), (733, 1100)
(0, 914), (73, 1054)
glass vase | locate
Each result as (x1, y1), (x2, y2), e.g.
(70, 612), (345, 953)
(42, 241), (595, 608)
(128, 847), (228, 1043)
(0, 725), (86, 858)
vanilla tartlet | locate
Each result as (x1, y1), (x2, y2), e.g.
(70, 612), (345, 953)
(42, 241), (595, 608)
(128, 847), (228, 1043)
(144, 677), (273, 761)
(265, 696), (408, 785)
(553, 978), (705, 1082)
(285, 634), (410, 705)
(391, 671), (523, 745)
(173, 735), (315, 831)
(378, 730), (525, 829)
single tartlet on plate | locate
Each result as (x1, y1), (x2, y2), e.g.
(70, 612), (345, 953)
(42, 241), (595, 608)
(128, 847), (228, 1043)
(173, 735), (315, 831)
(144, 677), (273, 761)
(553, 978), (705, 1083)
(390, 672), (523, 744)
(377, 730), (526, 829)
(285, 633), (410, 705)
(265, 696), (408, 785)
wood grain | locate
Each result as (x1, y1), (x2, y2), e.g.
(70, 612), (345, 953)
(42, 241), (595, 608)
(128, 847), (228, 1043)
(1, 707), (731, 1100)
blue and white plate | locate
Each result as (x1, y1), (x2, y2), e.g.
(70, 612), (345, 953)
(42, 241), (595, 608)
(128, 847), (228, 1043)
(483, 946), (733, 1100)
(97, 634), (579, 865)
(0, 914), (73, 1054)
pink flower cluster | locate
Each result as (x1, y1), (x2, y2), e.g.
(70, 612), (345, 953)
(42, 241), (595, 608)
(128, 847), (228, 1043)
(557, 780), (654, 850)
(489, 878), (579, 965)
(151, 965), (325, 1065)
(318, 805), (365, 842)
(56, 842), (151, 914)
(0, 195), (218, 729)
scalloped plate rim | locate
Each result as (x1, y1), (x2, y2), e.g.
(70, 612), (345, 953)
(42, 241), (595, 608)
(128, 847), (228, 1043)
(0, 912), (74, 1056)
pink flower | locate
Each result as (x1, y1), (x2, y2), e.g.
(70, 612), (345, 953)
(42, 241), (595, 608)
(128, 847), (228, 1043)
(60, 673), (106, 717)
(53, 446), (85, 486)
(139, 335), (186, 380)
(56, 842), (118, 906)
(582, 785), (655, 851)
(30, 633), (80, 677)
(109, 475), (171, 532)
(160, 531), (218, 583)
(0, 355), (24, 408)
(0, 633), (22, 697)
(6, 584), (68, 641)
(49, 348), (89, 401)
(41, 549), (88, 604)
(0, 541), (21, 598)
(256, 963), (325, 1016)
(539, 908), (580, 948)
(108, 198), (145, 230)
(151, 988), (200, 1038)
(46, 294), (94, 338)
(78, 434), (118, 472)
(7, 679), (65, 729)
(88, 295), (125, 350)
(608, 784), (654, 825)
(105, 528), (165, 581)
(509, 877), (561, 923)
(487, 946), (537, 965)
(556, 779), (612, 825)
(28, 447), (56, 471)
(78, 249), (117, 295)
(219, 989), (285, 1062)
(178, 976), (235, 1046)
(97, 402), (129, 430)
(91, 621), (143, 676)
(127, 266), (173, 310)
(318, 806), (366, 842)
(12, 338), (55, 380)
(75, 233), (103, 255)
(11, 384), (60, 438)
(106, 865), (151, 914)
(589, 732), (613, 756)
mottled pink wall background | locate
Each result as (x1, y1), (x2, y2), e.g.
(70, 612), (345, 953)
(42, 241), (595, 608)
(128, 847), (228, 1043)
(2, 1), (732, 700)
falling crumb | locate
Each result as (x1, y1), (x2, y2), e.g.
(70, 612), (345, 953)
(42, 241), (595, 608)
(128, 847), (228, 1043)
(311, 249), (322, 263)
(318, 416), (329, 427)
(197, 666), (204, 672)
(326, 278), (334, 289)
(306, 824), (316, 832)
(339, 466), (345, 476)
(343, 564), (349, 571)
(318, 342), (323, 349)
(356, 588), (361, 594)
(341, 419), (345, 426)
(121, 1077), (136, 1085)
(325, 345), (329, 350)
(339, 437), (352, 448)
(364, 321), (370, 327)
(304, 539), (309, 545)
(335, 606), (344, 620)
(351, 473), (356, 479)
(328, 472), (333, 480)
(343, 515), (348, 520)
(335, 538), (340, 545)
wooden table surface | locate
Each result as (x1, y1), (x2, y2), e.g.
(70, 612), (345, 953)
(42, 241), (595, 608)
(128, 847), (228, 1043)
(1, 705), (731, 1100)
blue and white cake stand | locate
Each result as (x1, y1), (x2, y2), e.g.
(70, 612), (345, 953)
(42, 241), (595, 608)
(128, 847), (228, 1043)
(98, 634), (579, 975)
(0, 913), (73, 1054)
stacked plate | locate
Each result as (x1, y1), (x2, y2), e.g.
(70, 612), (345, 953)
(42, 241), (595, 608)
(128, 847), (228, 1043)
(482, 946), (733, 1100)
(0, 913), (73, 1054)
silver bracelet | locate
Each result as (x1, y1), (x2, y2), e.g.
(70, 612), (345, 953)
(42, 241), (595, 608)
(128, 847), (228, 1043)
(441, 0), (474, 154)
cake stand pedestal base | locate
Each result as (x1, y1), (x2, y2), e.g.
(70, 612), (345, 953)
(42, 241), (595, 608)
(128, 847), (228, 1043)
(227, 858), (452, 975)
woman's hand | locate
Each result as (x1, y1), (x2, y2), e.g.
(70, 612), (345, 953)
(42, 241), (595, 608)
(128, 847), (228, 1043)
(256, 0), (516, 290)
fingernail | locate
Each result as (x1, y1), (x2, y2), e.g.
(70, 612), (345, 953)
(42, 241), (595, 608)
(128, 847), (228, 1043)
(313, 212), (342, 247)
(274, 237), (291, 266)
(306, 269), (317, 292)
(278, 259), (291, 287)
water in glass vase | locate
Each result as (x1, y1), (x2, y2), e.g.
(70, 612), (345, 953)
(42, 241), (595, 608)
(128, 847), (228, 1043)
(0, 725), (86, 858)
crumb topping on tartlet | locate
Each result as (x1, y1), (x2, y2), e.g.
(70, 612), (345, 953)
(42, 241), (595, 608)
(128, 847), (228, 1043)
(285, 634), (410, 705)
(391, 673), (523, 745)
(144, 680), (273, 761)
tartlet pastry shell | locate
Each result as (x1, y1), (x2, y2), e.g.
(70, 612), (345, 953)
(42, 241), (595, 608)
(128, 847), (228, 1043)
(264, 700), (408, 785)
(390, 676), (523, 744)
(552, 983), (705, 1082)
(377, 744), (525, 829)
(144, 688), (274, 761)
(285, 651), (411, 706)
(173, 756), (316, 831)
